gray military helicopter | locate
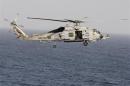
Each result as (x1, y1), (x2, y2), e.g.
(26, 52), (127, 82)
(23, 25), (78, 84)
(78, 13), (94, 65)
(10, 17), (110, 47)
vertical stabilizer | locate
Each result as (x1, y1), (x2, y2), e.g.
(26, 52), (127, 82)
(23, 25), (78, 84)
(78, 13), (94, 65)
(10, 20), (28, 39)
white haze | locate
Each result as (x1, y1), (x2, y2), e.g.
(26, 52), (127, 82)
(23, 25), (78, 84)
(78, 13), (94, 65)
(0, 0), (130, 35)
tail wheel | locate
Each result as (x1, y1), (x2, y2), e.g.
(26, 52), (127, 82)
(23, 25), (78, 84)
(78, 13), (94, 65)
(83, 40), (88, 46)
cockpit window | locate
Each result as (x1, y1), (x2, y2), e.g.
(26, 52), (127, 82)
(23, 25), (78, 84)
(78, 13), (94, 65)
(48, 27), (65, 33)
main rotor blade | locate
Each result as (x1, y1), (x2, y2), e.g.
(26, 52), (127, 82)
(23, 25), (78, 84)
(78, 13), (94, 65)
(64, 19), (84, 23)
(27, 17), (68, 22)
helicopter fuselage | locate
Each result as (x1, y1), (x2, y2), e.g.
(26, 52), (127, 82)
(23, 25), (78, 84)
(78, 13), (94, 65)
(24, 25), (104, 43)
(10, 19), (110, 46)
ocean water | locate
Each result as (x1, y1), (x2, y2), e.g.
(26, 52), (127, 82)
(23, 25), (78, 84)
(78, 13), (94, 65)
(0, 29), (130, 86)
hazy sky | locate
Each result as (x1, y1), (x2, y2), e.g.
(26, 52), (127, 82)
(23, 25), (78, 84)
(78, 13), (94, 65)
(0, 0), (130, 34)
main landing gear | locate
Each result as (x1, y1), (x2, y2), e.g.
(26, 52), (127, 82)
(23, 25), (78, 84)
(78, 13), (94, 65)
(52, 42), (57, 48)
(53, 44), (57, 48)
(83, 40), (88, 46)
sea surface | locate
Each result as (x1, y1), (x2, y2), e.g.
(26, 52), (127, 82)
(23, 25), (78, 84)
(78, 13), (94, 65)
(0, 29), (130, 86)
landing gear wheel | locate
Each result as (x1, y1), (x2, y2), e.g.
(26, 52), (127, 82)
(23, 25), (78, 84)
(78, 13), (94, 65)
(53, 45), (57, 48)
(52, 42), (57, 48)
(83, 40), (88, 46)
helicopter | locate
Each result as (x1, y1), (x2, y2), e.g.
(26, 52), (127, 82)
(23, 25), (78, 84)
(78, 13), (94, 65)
(10, 17), (110, 47)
